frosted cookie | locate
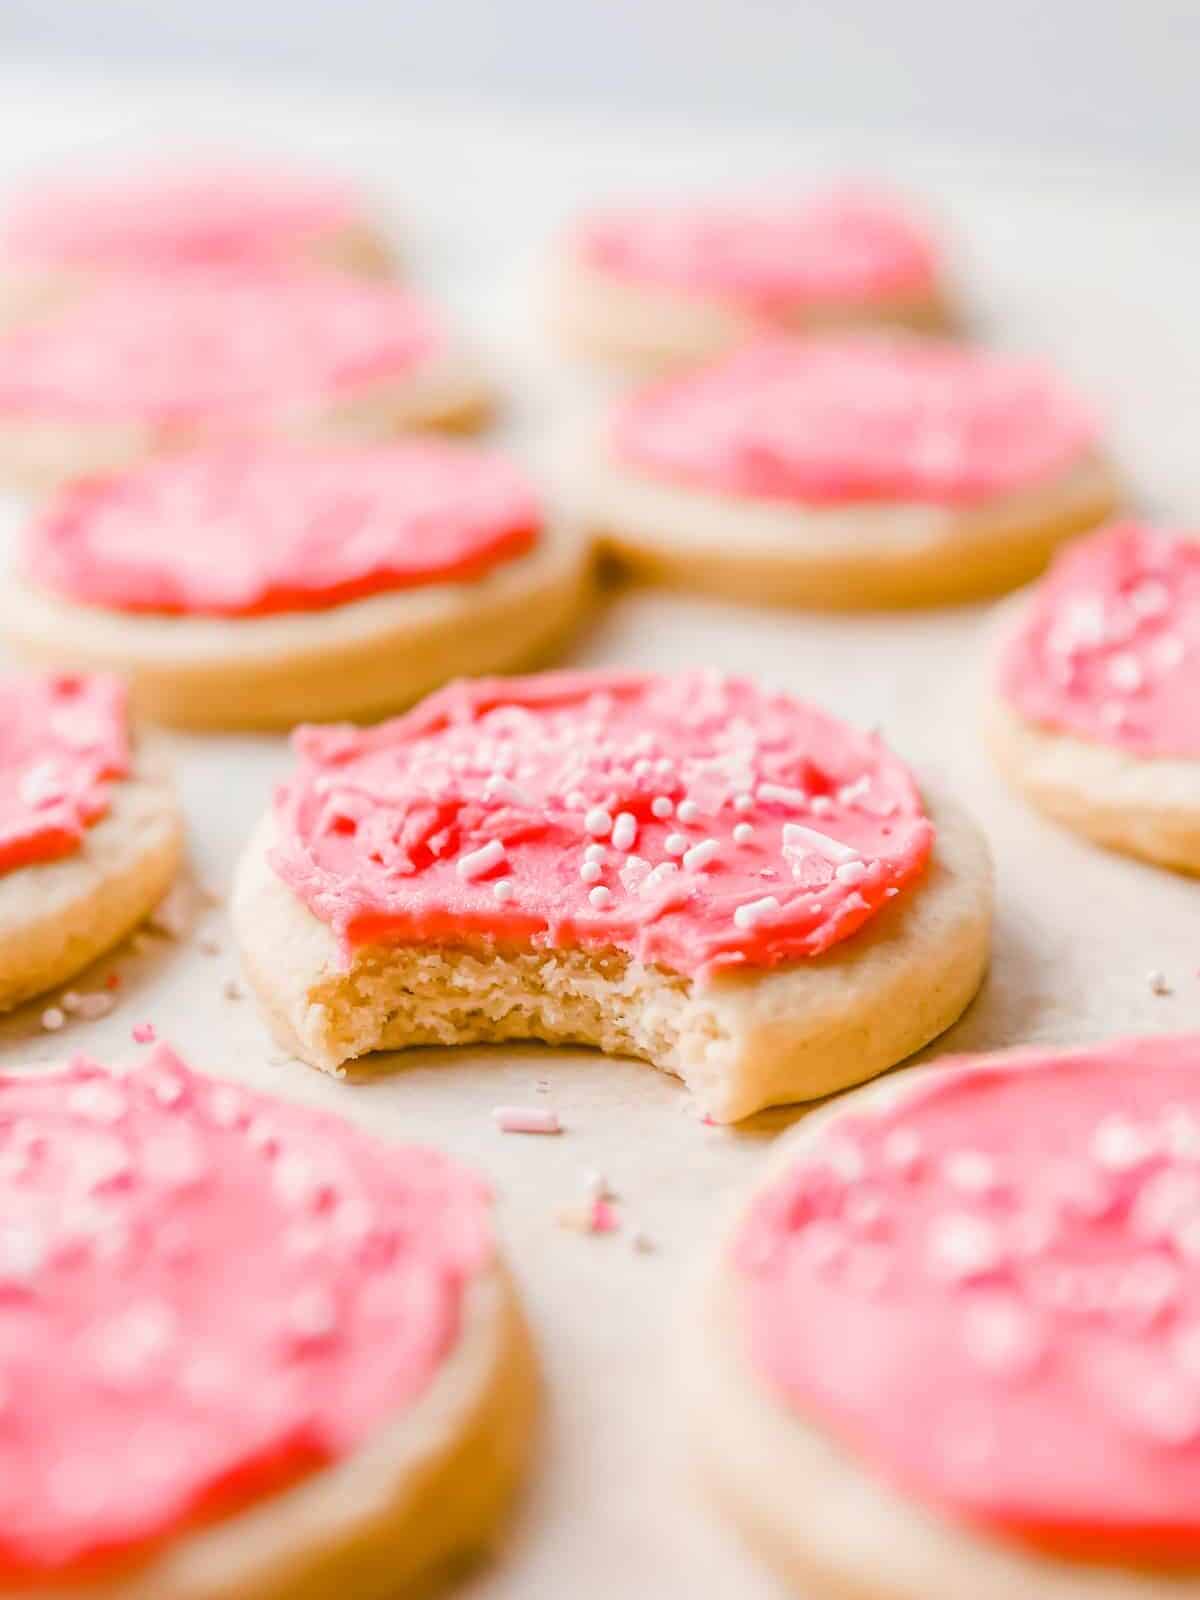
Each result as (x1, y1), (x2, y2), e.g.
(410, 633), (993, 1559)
(554, 186), (952, 369)
(685, 1033), (1200, 1599)
(0, 440), (592, 730)
(0, 161), (391, 326)
(0, 267), (490, 492)
(591, 333), (1120, 608)
(989, 522), (1200, 873)
(232, 670), (992, 1122)
(0, 1044), (535, 1598)
(0, 671), (181, 1009)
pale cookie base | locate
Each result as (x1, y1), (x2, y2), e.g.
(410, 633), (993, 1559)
(230, 789), (992, 1123)
(986, 694), (1200, 875)
(0, 346), (493, 495)
(552, 255), (954, 371)
(683, 1058), (1197, 1600)
(0, 524), (593, 731)
(591, 449), (1122, 609)
(29, 1264), (537, 1600)
(0, 738), (183, 1011)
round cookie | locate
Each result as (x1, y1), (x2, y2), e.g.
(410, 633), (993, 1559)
(0, 267), (490, 492)
(0, 161), (392, 326)
(0, 671), (182, 1010)
(590, 333), (1121, 608)
(554, 186), (952, 370)
(685, 1034), (1200, 1599)
(0, 440), (592, 730)
(231, 670), (992, 1123)
(989, 522), (1200, 873)
(0, 1044), (536, 1598)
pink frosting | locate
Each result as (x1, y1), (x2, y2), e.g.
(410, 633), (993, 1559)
(269, 670), (933, 979)
(0, 1046), (492, 1578)
(0, 268), (442, 430)
(24, 441), (541, 617)
(574, 187), (939, 312)
(611, 334), (1100, 507)
(0, 673), (129, 874)
(997, 522), (1200, 760)
(1, 164), (360, 271)
(737, 1035), (1200, 1563)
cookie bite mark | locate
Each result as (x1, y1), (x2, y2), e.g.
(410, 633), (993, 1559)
(0, 268), (491, 491)
(989, 523), (1200, 873)
(0, 1046), (535, 1597)
(591, 334), (1120, 608)
(688, 1036), (1200, 1598)
(233, 671), (992, 1121)
(555, 186), (952, 369)
(2, 443), (592, 729)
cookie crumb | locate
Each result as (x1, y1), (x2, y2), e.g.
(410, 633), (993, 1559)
(1149, 970), (1173, 996)
(222, 978), (243, 1001)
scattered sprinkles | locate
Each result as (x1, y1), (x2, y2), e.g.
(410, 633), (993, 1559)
(492, 1105), (562, 1135)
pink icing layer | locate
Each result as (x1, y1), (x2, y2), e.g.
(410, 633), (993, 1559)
(0, 268), (442, 430)
(611, 334), (1100, 507)
(269, 671), (933, 979)
(737, 1035), (1200, 1563)
(998, 522), (1200, 760)
(1, 164), (359, 271)
(0, 1046), (491, 1578)
(575, 188), (939, 312)
(24, 441), (541, 617)
(0, 673), (129, 874)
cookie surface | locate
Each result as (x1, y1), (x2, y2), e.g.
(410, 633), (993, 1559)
(989, 523), (1200, 872)
(1, 441), (592, 729)
(232, 670), (991, 1120)
(0, 268), (489, 490)
(591, 334), (1120, 607)
(686, 1035), (1200, 1599)
(0, 672), (182, 1009)
(555, 187), (951, 369)
(0, 1045), (535, 1597)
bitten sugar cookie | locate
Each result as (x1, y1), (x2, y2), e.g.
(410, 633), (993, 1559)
(591, 334), (1121, 608)
(0, 267), (490, 492)
(554, 186), (951, 369)
(232, 671), (992, 1122)
(686, 1035), (1200, 1600)
(989, 523), (1200, 873)
(0, 1045), (535, 1598)
(0, 161), (391, 326)
(0, 672), (181, 1010)
(0, 440), (592, 729)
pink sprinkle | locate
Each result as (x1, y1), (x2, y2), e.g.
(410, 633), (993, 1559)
(132, 1023), (156, 1045)
(493, 1105), (562, 1135)
(590, 1198), (620, 1234)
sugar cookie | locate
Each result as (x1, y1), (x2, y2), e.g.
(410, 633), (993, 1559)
(989, 522), (1200, 873)
(554, 186), (952, 369)
(0, 440), (592, 729)
(232, 670), (992, 1122)
(0, 671), (182, 1010)
(591, 333), (1120, 608)
(0, 1044), (535, 1598)
(0, 267), (490, 492)
(0, 161), (391, 326)
(686, 1034), (1200, 1599)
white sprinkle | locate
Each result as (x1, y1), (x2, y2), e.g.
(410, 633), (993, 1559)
(733, 895), (781, 930)
(810, 796), (834, 817)
(757, 782), (810, 809)
(588, 885), (614, 909)
(584, 843), (606, 863)
(41, 1007), (65, 1032)
(1091, 1115), (1156, 1171)
(1148, 970), (1173, 996)
(493, 1105), (562, 1135)
(682, 839), (719, 872)
(883, 1128), (923, 1175)
(611, 812), (637, 851)
(782, 822), (858, 864)
(927, 1212), (1004, 1282)
(1130, 579), (1170, 618)
(67, 1082), (126, 1125)
(580, 861), (603, 884)
(632, 758), (653, 778)
(61, 991), (83, 1014)
(1108, 653), (1145, 693)
(492, 878), (514, 902)
(286, 1287), (338, 1346)
(733, 822), (754, 845)
(456, 839), (506, 880)
(75, 993), (114, 1021)
(676, 799), (700, 824)
(732, 793), (754, 813)
(834, 859), (869, 886)
(664, 832), (688, 857)
(584, 806), (613, 838)
(961, 1294), (1043, 1378)
(565, 789), (586, 809)
(944, 1151), (998, 1194)
(654, 758), (673, 776)
(651, 796), (674, 819)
